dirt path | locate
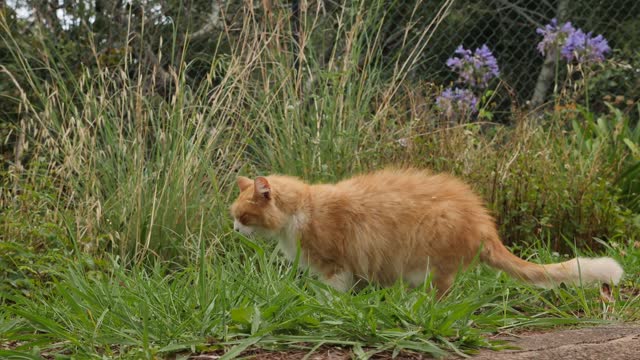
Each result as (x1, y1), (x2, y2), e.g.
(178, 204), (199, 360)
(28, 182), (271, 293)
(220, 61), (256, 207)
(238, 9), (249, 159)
(469, 324), (640, 360)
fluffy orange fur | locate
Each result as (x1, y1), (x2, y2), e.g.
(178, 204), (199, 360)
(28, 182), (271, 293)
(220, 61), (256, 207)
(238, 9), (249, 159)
(230, 169), (623, 295)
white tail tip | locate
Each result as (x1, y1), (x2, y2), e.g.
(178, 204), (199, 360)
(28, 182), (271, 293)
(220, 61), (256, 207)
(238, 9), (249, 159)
(562, 257), (624, 286)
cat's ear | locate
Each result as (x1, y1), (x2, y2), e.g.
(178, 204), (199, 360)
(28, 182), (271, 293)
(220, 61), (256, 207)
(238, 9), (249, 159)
(237, 176), (253, 191)
(254, 177), (271, 200)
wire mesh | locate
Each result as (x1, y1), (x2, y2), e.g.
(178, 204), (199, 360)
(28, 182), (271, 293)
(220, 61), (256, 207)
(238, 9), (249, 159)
(424, 0), (640, 102)
(290, 0), (640, 104)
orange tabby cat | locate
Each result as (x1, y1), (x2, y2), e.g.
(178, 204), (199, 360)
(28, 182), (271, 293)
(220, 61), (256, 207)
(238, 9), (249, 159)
(230, 169), (623, 295)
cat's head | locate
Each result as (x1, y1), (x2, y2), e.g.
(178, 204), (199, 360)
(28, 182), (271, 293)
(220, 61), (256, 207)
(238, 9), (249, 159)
(230, 176), (292, 236)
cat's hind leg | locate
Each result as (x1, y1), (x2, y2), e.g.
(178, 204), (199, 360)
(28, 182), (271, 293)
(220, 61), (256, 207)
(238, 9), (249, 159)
(321, 271), (354, 292)
(404, 268), (431, 288)
(404, 267), (453, 299)
(433, 274), (454, 299)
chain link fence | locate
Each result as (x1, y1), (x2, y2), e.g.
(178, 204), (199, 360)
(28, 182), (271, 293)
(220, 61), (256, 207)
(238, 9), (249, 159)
(286, 0), (640, 107)
(423, 0), (640, 104)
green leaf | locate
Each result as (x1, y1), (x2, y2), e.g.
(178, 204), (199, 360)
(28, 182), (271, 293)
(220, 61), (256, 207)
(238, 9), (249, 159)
(220, 337), (261, 360)
(237, 236), (265, 256)
(159, 340), (206, 352)
(251, 306), (262, 335)
(478, 109), (494, 121)
(0, 350), (43, 360)
(230, 307), (252, 325)
(623, 138), (640, 158)
(352, 343), (367, 360)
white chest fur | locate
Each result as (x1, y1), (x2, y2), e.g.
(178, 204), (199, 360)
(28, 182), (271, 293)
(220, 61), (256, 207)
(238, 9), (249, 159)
(276, 212), (308, 267)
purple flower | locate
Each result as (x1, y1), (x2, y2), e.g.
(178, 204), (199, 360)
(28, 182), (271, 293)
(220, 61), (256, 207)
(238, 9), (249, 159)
(561, 29), (610, 63)
(536, 18), (576, 56)
(474, 45), (500, 87)
(446, 45), (500, 89)
(536, 19), (610, 64)
(436, 87), (478, 117)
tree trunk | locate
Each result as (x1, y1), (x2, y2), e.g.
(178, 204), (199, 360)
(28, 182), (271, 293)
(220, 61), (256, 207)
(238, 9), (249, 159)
(529, 0), (569, 108)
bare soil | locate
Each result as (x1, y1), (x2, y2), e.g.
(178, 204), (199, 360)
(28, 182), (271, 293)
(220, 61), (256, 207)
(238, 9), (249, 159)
(469, 324), (640, 360)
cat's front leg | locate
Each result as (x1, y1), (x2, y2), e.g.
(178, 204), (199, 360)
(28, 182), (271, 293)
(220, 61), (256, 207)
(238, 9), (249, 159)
(321, 271), (354, 292)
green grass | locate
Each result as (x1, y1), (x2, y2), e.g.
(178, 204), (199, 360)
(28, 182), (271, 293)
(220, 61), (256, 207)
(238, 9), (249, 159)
(1, 236), (638, 359)
(2, 1), (640, 358)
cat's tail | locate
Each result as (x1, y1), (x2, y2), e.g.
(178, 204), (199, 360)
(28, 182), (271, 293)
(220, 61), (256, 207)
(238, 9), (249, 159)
(481, 240), (623, 288)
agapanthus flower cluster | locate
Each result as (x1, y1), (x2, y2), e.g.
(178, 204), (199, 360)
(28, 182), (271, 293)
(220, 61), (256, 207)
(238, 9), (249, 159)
(446, 44), (500, 89)
(536, 18), (610, 64)
(561, 29), (610, 63)
(536, 18), (576, 56)
(435, 87), (479, 116)
(436, 44), (499, 119)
